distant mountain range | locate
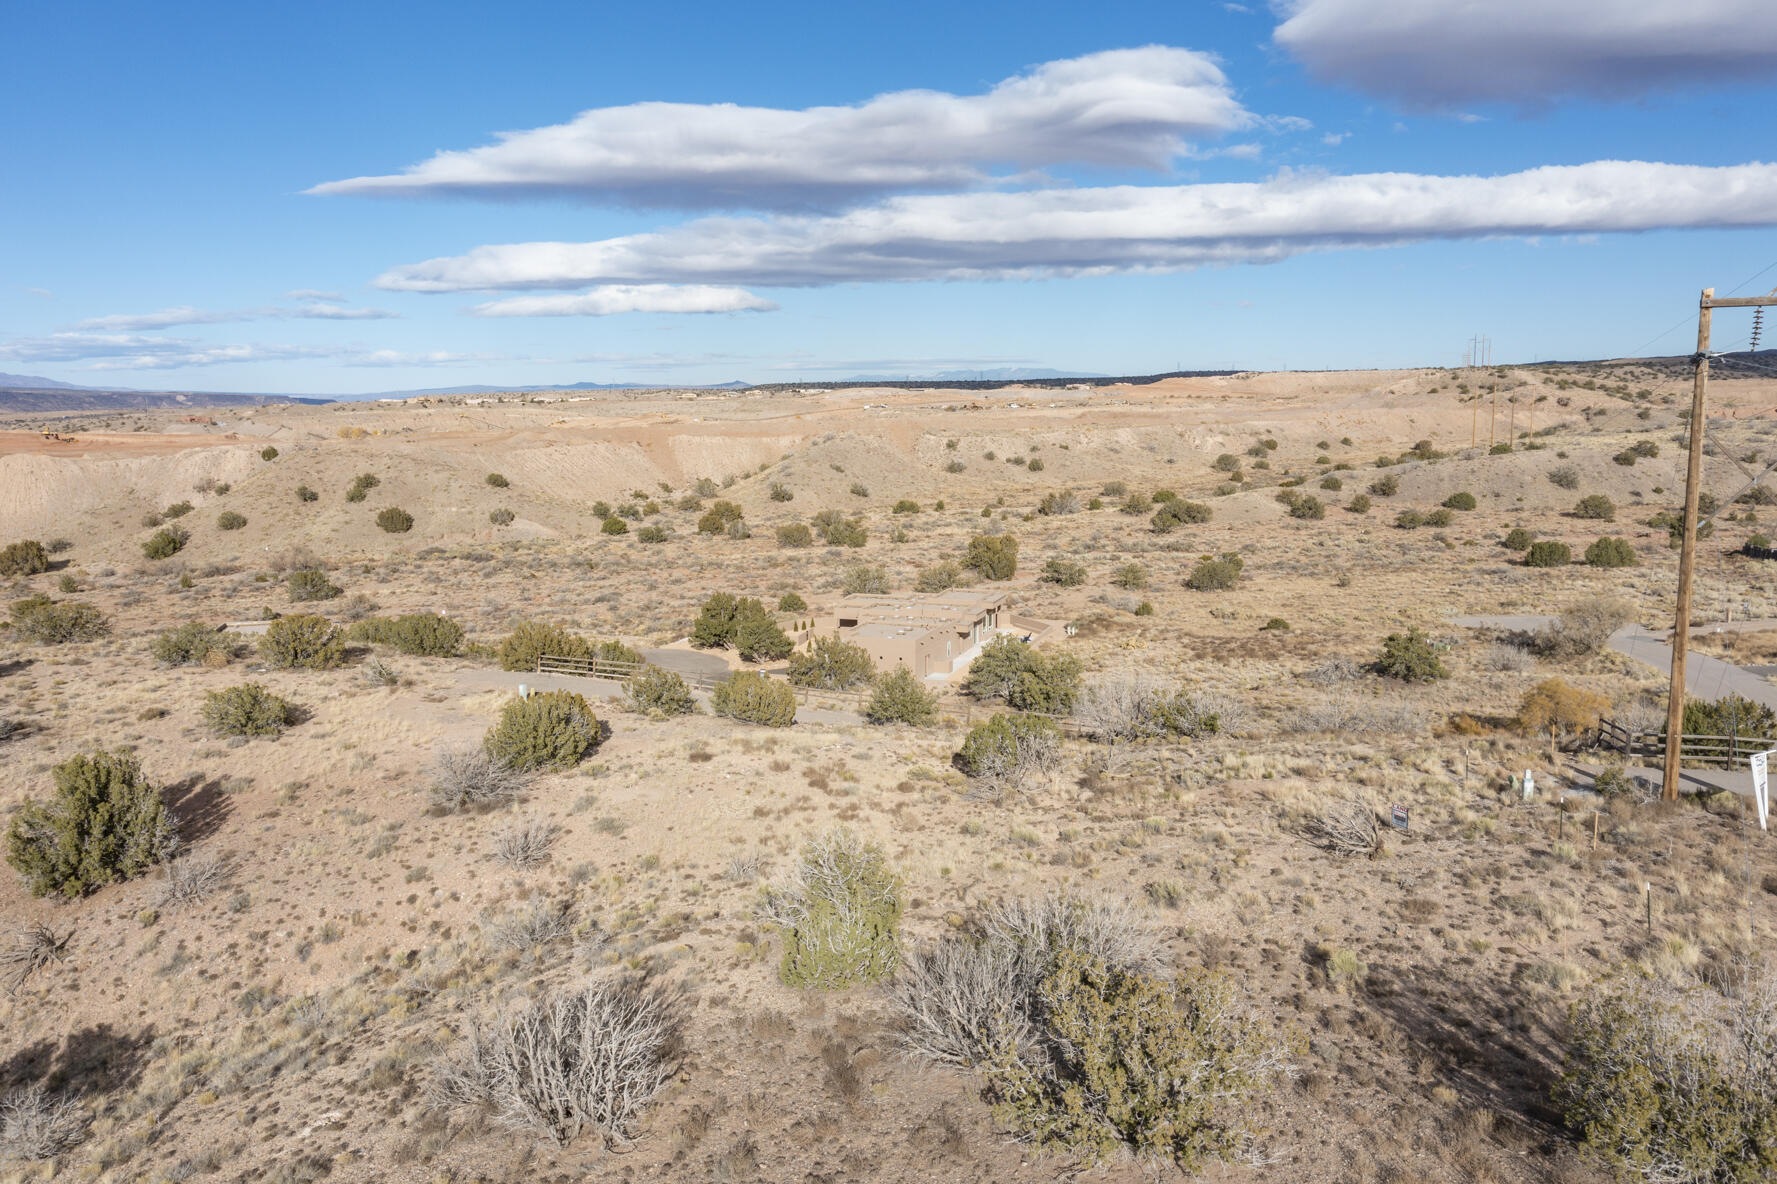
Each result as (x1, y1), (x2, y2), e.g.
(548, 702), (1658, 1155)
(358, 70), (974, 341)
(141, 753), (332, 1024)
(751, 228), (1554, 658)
(0, 372), (100, 391)
(365, 379), (752, 397)
(838, 367), (1108, 382)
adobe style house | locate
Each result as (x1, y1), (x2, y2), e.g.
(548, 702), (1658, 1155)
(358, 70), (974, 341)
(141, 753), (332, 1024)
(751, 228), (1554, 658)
(815, 589), (1014, 678)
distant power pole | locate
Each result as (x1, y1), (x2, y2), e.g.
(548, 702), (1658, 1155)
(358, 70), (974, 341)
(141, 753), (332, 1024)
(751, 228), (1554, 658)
(1662, 286), (1777, 801)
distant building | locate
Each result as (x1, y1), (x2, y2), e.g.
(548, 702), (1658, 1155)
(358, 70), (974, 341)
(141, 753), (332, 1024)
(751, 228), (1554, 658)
(813, 590), (1014, 678)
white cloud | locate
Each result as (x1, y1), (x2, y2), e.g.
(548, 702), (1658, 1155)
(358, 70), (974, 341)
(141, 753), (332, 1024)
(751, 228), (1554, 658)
(286, 289), (344, 301)
(308, 47), (1252, 210)
(0, 333), (485, 371)
(471, 285), (779, 317)
(373, 160), (1777, 292)
(73, 303), (398, 330)
(1321, 132), (1348, 146)
(1273, 0), (1777, 107)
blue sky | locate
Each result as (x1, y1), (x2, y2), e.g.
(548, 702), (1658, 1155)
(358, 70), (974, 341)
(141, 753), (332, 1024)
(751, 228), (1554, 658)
(5, 0), (1777, 395)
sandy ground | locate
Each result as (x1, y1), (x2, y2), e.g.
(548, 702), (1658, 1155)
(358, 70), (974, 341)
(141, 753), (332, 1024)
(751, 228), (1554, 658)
(2, 360), (1776, 1183)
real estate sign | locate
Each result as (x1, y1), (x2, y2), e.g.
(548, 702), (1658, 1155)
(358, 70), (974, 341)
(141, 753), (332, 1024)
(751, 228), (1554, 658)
(1753, 749), (1773, 833)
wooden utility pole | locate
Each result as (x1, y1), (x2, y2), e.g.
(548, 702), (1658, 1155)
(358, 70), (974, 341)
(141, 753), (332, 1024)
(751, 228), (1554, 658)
(1662, 287), (1777, 801)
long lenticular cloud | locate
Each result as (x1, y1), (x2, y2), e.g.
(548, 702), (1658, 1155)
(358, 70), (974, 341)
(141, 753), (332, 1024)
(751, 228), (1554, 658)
(373, 160), (1777, 293)
(308, 47), (1252, 210)
(1272, 0), (1777, 107)
(471, 285), (778, 317)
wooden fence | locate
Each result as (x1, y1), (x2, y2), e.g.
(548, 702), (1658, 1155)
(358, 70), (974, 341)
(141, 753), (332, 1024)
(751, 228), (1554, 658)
(1593, 717), (1776, 766)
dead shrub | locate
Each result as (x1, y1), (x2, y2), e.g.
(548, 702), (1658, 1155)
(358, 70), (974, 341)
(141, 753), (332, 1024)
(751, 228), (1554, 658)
(1305, 801), (1382, 856)
(429, 748), (531, 812)
(0, 1085), (88, 1160)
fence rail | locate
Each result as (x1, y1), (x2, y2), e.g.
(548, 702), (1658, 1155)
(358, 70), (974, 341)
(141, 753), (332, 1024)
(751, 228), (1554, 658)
(1593, 716), (1777, 766)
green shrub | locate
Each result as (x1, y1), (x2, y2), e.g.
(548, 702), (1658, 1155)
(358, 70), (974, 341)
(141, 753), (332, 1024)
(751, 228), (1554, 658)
(1490, 442), (1513, 455)
(760, 829), (899, 988)
(10, 597), (109, 644)
(600, 516), (628, 535)
(1584, 537), (1638, 568)
(1287, 494), (1325, 520)
(965, 636), (1083, 713)
(768, 481), (793, 502)
(1135, 601), (1154, 616)
(1503, 527), (1536, 550)
(496, 622), (637, 671)
(150, 622), (230, 666)
(956, 713), (1063, 790)
(696, 500), (744, 534)
(261, 446), (278, 461)
(1425, 507), (1455, 527)
(842, 564), (890, 594)
(1111, 562), (1148, 590)
(776, 523), (814, 548)
(787, 635), (876, 690)
(710, 670), (796, 726)
(142, 526), (190, 559)
(1395, 508), (1426, 529)
(1211, 453), (1240, 472)
(965, 533), (1019, 580)
(1548, 464), (1580, 489)
(1369, 474), (1399, 497)
(1346, 494), (1372, 514)
(1040, 558), (1087, 586)
(490, 508), (516, 526)
(815, 514), (868, 547)
(592, 500), (613, 518)
(1319, 475), (1342, 491)
(864, 667), (939, 726)
(1183, 553), (1242, 591)
(485, 472), (509, 488)
(162, 500), (193, 519)
(6, 750), (172, 898)
(1748, 533), (1773, 551)
(0, 540), (50, 577)
(1443, 491), (1477, 510)
(915, 560), (967, 592)
(892, 499), (920, 514)
(296, 485), (319, 502)
(203, 683), (295, 737)
(352, 612), (465, 656)
(1150, 499), (1211, 533)
(1525, 540), (1573, 567)
(624, 666), (696, 716)
(1373, 629), (1448, 681)
(1120, 492), (1154, 514)
(346, 473), (380, 502)
(1681, 694), (1777, 739)
(777, 592), (807, 612)
(485, 690), (602, 771)
(259, 614), (345, 669)
(376, 507), (414, 533)
(985, 949), (1287, 1172)
(1558, 977), (1777, 1184)
(287, 568), (342, 602)
(1573, 494), (1616, 520)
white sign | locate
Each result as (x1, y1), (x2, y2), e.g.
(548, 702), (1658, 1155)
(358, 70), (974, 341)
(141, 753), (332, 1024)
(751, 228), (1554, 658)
(1522, 770), (1536, 801)
(1753, 749), (1774, 833)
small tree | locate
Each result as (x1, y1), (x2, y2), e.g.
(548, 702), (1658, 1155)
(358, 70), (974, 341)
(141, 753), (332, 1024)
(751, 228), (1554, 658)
(261, 446), (279, 461)
(259, 614), (345, 669)
(1150, 499), (1211, 533)
(1040, 558), (1087, 586)
(1111, 562), (1148, 590)
(0, 540), (49, 577)
(203, 683), (295, 737)
(777, 592), (807, 612)
(625, 666), (696, 716)
(142, 526), (190, 559)
(776, 523), (814, 548)
(376, 507), (414, 533)
(6, 750), (173, 898)
(758, 829), (900, 989)
(296, 485), (319, 502)
(965, 636), (1083, 713)
(842, 564), (890, 594)
(956, 713), (1063, 796)
(353, 612), (465, 656)
(1503, 527), (1535, 551)
(216, 510), (247, 531)
(1525, 540), (1573, 567)
(1573, 494), (1616, 521)
(864, 667), (939, 726)
(787, 635), (875, 690)
(1183, 553), (1242, 591)
(485, 691), (602, 771)
(1517, 679), (1609, 750)
(1442, 491), (1477, 510)
(150, 621), (231, 666)
(485, 472), (510, 487)
(696, 500), (744, 535)
(965, 534), (1019, 580)
(10, 597), (109, 644)
(287, 569), (342, 602)
(1373, 629), (1448, 681)
(1584, 537), (1637, 568)
(711, 671), (796, 726)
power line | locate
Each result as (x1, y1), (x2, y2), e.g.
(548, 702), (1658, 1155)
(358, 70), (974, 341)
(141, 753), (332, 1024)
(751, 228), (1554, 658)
(1618, 258), (1777, 360)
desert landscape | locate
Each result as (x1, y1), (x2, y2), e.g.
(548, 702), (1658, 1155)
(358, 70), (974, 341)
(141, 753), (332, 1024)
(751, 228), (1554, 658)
(1, 360), (1774, 1183)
